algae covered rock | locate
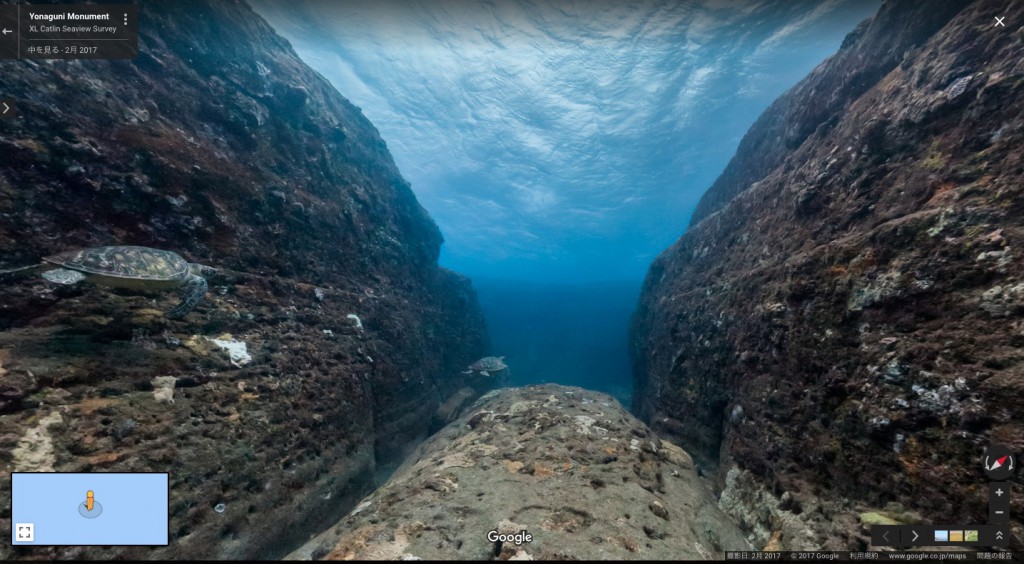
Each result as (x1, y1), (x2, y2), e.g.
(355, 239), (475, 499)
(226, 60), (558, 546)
(0, 1), (488, 560)
(289, 384), (751, 560)
(632, 0), (1024, 551)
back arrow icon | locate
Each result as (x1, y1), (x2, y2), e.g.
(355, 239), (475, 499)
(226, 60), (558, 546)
(2, 29), (11, 36)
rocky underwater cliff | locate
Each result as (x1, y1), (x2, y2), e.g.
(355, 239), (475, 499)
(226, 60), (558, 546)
(632, 0), (1023, 551)
(0, 0), (488, 559)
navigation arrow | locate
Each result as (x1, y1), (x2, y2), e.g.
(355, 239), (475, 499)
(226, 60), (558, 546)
(0, 99), (16, 119)
(882, 530), (890, 542)
(1, 29), (11, 36)
(996, 531), (1004, 539)
(912, 530), (919, 542)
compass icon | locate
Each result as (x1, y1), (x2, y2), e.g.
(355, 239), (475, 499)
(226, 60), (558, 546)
(983, 444), (1015, 480)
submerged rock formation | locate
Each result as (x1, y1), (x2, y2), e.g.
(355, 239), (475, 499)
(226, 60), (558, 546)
(0, 0), (487, 559)
(633, 0), (1022, 551)
(289, 385), (751, 560)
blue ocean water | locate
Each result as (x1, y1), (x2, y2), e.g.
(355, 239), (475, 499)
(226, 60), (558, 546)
(253, 0), (881, 283)
(253, 0), (880, 400)
(473, 277), (640, 406)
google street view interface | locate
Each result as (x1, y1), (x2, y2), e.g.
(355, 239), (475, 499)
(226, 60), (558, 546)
(0, 0), (1020, 561)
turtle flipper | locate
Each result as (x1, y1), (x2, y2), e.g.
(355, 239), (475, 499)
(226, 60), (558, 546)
(0, 263), (51, 279)
(167, 273), (208, 318)
(41, 268), (86, 285)
(480, 370), (490, 377)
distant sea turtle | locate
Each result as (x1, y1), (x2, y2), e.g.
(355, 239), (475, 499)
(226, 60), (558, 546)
(463, 356), (508, 377)
(0, 246), (215, 318)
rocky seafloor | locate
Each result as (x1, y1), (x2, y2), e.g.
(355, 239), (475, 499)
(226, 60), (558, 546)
(632, 0), (1023, 552)
(287, 384), (751, 560)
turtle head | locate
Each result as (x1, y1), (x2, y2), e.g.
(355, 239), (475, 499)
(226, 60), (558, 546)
(189, 263), (217, 277)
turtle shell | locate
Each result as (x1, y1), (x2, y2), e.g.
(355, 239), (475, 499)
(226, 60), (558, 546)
(469, 356), (506, 371)
(43, 246), (190, 282)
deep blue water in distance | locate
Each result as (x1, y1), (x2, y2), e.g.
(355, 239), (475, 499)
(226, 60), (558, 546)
(472, 277), (641, 407)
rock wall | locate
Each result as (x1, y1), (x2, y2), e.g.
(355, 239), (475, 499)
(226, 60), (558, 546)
(632, 0), (1023, 550)
(0, 0), (488, 559)
(687, 0), (966, 228)
(288, 384), (751, 560)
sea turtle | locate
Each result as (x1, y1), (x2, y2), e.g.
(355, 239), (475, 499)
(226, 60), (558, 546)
(0, 246), (215, 318)
(463, 356), (508, 377)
